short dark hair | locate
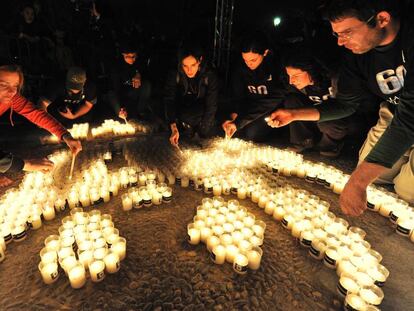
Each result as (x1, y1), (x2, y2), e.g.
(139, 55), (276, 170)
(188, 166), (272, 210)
(177, 42), (204, 64)
(240, 31), (269, 55)
(321, 0), (401, 26)
(281, 46), (331, 86)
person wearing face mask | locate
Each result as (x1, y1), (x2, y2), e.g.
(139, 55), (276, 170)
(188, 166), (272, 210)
(164, 43), (218, 146)
(280, 46), (374, 156)
(222, 32), (285, 142)
(0, 65), (82, 187)
(268, 0), (414, 215)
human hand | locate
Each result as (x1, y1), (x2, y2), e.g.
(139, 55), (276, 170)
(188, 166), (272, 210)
(132, 76), (141, 88)
(0, 176), (13, 187)
(339, 181), (367, 217)
(266, 109), (295, 128)
(23, 158), (54, 173)
(59, 107), (76, 119)
(63, 135), (82, 155)
(222, 120), (237, 138)
(170, 128), (180, 145)
(119, 108), (128, 120)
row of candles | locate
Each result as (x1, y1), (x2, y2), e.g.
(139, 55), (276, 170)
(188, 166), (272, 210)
(121, 183), (173, 211)
(39, 208), (126, 288)
(187, 197), (265, 274)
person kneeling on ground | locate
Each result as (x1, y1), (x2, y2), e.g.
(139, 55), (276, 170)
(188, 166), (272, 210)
(164, 43), (218, 146)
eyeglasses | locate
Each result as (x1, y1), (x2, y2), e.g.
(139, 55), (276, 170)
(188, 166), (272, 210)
(332, 14), (375, 40)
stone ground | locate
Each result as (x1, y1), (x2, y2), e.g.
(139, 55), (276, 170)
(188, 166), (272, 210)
(0, 128), (413, 311)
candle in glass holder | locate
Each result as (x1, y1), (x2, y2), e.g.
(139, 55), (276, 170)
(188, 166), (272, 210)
(31, 214), (42, 230)
(104, 251), (120, 273)
(337, 259), (358, 277)
(324, 246), (341, 269)
(40, 247), (57, 264)
(337, 273), (360, 297)
(351, 240), (371, 256)
(89, 260), (106, 282)
(247, 246), (263, 270)
(355, 271), (375, 287)
(273, 205), (285, 221)
(42, 205), (56, 221)
(111, 237), (127, 260)
(233, 253), (248, 274)
(38, 261), (59, 284)
(344, 293), (367, 311)
(188, 223), (201, 245)
(225, 244), (239, 263)
(251, 190), (260, 203)
(44, 235), (60, 251)
(211, 244), (226, 264)
(252, 220), (266, 236)
(300, 230), (314, 248)
(237, 187), (247, 200)
(367, 264), (389, 287)
(396, 216), (414, 237)
(360, 285), (384, 306)
(309, 239), (327, 260)
(200, 227), (212, 243)
(207, 235), (220, 252)
(78, 249), (94, 269)
(258, 195), (268, 209)
(213, 184), (222, 196)
(243, 213), (255, 227)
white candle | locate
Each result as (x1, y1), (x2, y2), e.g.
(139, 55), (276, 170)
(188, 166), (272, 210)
(264, 201), (275, 215)
(344, 293), (367, 311)
(40, 247), (57, 264)
(89, 260), (106, 282)
(213, 184), (222, 196)
(258, 195), (268, 208)
(237, 188), (247, 200)
(31, 214), (42, 230)
(188, 224), (201, 245)
(211, 245), (226, 264)
(200, 227), (212, 243)
(44, 235), (60, 251)
(207, 235), (220, 252)
(42, 206), (56, 221)
(220, 234), (233, 246)
(38, 262), (59, 284)
(337, 273), (360, 297)
(225, 244), (239, 263)
(78, 250), (94, 269)
(251, 190), (260, 203)
(111, 237), (127, 260)
(367, 264), (389, 287)
(359, 285), (384, 305)
(247, 246), (263, 270)
(337, 259), (358, 277)
(273, 206), (285, 221)
(104, 252), (120, 273)
(233, 253), (248, 274)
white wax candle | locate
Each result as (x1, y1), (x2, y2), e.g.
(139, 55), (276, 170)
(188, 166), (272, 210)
(344, 293), (367, 311)
(38, 262), (59, 284)
(207, 235), (220, 252)
(220, 234), (233, 246)
(247, 247), (263, 270)
(188, 225), (201, 245)
(213, 185), (222, 196)
(104, 252), (120, 273)
(200, 227), (212, 243)
(89, 260), (106, 282)
(360, 285), (384, 305)
(211, 245), (226, 264)
(78, 250), (94, 269)
(233, 253), (248, 274)
(258, 196), (268, 208)
(225, 244), (239, 263)
(337, 260), (358, 277)
(111, 237), (127, 260)
(264, 201), (275, 215)
(31, 215), (42, 230)
(42, 207), (56, 221)
(251, 191), (260, 203)
(273, 206), (285, 221)
(237, 188), (247, 200)
(40, 247), (57, 264)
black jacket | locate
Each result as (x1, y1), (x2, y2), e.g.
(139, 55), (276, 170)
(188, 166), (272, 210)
(164, 64), (218, 132)
(231, 55), (286, 129)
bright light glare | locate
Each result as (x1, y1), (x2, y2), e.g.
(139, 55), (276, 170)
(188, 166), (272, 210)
(273, 17), (281, 27)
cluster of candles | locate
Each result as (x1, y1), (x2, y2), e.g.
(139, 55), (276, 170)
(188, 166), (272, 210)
(121, 177), (173, 211)
(91, 119), (136, 138)
(187, 197), (265, 274)
(0, 171), (62, 263)
(38, 208), (126, 288)
(69, 123), (90, 140)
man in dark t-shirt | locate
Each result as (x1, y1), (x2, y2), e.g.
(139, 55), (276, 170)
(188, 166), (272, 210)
(267, 0), (414, 215)
(39, 67), (97, 125)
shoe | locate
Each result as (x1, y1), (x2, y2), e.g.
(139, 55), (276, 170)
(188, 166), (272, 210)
(319, 141), (344, 158)
(287, 138), (314, 153)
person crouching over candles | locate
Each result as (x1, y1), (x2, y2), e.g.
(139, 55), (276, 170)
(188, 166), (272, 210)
(164, 41), (219, 146)
(222, 31), (285, 142)
(0, 65), (82, 187)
